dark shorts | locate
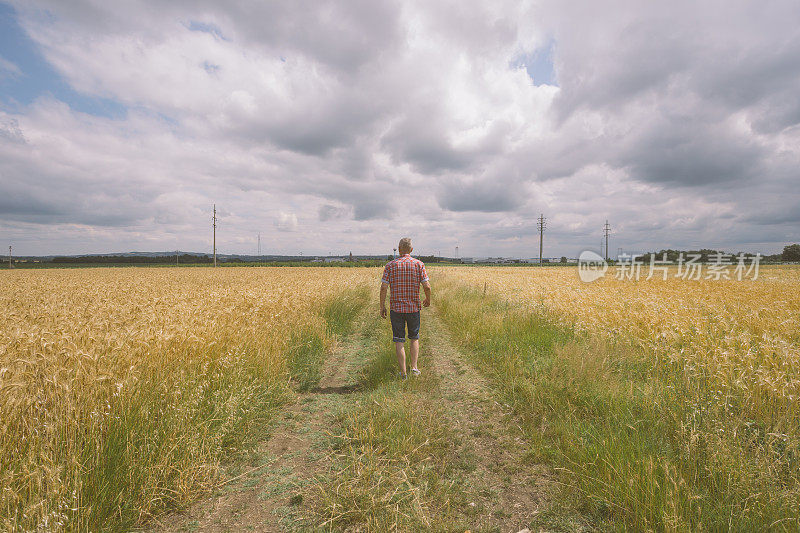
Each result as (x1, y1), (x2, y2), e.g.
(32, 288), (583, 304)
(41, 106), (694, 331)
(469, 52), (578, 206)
(389, 310), (420, 343)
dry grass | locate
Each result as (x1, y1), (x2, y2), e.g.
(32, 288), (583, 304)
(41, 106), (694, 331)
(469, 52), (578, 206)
(434, 265), (800, 529)
(0, 266), (378, 531)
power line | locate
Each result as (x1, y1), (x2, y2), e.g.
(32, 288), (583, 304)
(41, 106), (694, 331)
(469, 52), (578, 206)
(212, 204), (217, 268)
(537, 214), (546, 264)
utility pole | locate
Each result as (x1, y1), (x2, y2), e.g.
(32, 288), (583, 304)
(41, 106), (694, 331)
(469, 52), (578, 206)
(393, 247), (397, 258)
(8, 246), (12, 269)
(537, 214), (546, 264)
(176, 250), (179, 266)
(455, 245), (459, 259)
(257, 232), (261, 265)
(212, 204), (217, 267)
(603, 220), (611, 262)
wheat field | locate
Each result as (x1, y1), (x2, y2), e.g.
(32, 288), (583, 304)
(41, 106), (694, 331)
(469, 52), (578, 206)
(0, 267), (377, 531)
(438, 264), (800, 528)
(442, 265), (800, 415)
(4, 264), (799, 530)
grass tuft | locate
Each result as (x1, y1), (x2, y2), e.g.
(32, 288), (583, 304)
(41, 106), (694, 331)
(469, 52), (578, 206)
(287, 287), (371, 391)
(323, 286), (371, 337)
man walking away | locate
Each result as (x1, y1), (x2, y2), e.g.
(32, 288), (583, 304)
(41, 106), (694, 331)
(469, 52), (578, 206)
(380, 237), (431, 378)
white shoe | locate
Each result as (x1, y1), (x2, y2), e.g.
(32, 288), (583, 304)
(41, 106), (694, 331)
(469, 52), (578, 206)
(410, 368), (420, 376)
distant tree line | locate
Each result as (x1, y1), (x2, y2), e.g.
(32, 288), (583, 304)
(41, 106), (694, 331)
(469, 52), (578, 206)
(638, 249), (751, 263)
(416, 255), (451, 263)
(45, 255), (391, 267)
(638, 244), (799, 263)
(782, 244), (800, 261)
(52, 254), (214, 264)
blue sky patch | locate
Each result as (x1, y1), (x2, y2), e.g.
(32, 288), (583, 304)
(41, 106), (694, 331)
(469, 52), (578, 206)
(0, 2), (127, 118)
(512, 38), (557, 86)
(186, 20), (229, 41)
(202, 61), (221, 75)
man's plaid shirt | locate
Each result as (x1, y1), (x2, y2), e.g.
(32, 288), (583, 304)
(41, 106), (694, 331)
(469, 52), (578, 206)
(381, 254), (429, 313)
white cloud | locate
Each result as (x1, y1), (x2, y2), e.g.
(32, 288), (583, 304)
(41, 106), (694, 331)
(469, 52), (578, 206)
(275, 211), (298, 232)
(0, 56), (21, 79)
(1, 0), (798, 256)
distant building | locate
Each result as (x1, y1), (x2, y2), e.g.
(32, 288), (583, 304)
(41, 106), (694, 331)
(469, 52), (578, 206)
(324, 257), (345, 263)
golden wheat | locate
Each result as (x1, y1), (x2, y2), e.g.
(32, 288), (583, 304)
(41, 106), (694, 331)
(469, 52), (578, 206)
(436, 264), (800, 528)
(0, 266), (378, 531)
(440, 264), (800, 423)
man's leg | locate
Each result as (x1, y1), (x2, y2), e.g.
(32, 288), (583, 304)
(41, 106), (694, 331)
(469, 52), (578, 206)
(409, 339), (419, 371)
(389, 311), (407, 376)
(395, 341), (406, 375)
(407, 311), (421, 372)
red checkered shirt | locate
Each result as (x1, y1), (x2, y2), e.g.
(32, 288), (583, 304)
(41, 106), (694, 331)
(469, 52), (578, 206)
(381, 254), (429, 313)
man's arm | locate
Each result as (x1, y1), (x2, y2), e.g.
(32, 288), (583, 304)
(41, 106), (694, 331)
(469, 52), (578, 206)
(422, 280), (431, 307)
(380, 282), (388, 318)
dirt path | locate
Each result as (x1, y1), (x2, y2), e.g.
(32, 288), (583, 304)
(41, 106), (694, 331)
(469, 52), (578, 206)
(421, 311), (557, 531)
(148, 324), (366, 533)
(147, 309), (574, 532)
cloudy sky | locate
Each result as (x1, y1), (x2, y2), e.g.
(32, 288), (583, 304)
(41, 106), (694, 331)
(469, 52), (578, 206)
(1, 0), (798, 258)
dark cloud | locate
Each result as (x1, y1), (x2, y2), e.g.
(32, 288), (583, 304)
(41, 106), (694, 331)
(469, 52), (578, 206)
(437, 177), (526, 213)
(747, 208), (800, 227)
(539, 0), (800, 200)
(0, 188), (143, 226)
(318, 204), (350, 221)
(352, 201), (385, 221)
(0, 193), (63, 217)
(613, 119), (764, 186)
(749, 93), (800, 134)
(221, 90), (384, 156)
(326, 186), (387, 221)
(381, 114), (475, 174)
